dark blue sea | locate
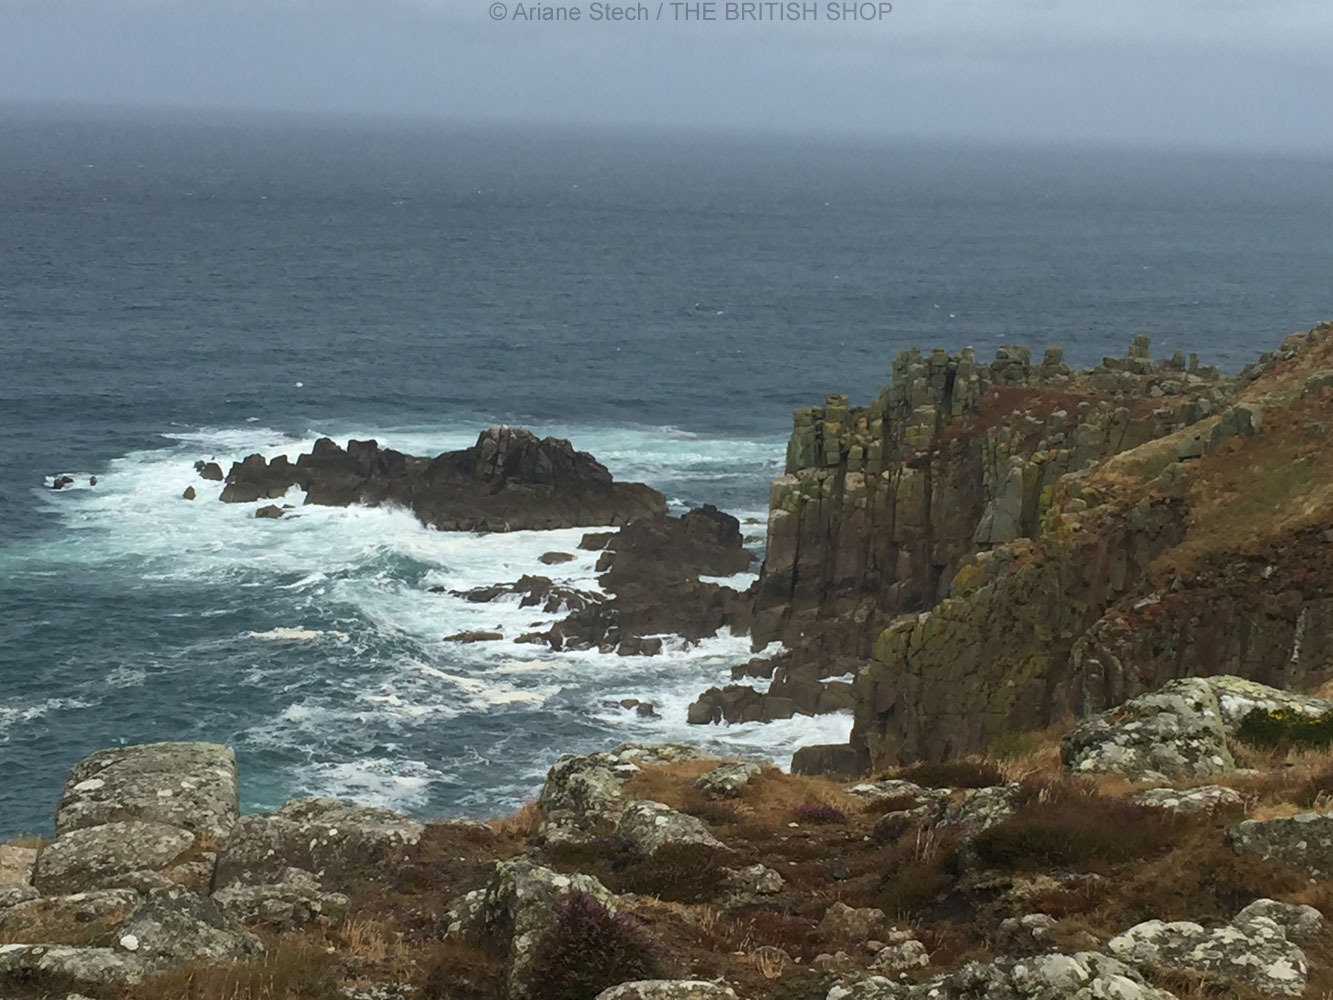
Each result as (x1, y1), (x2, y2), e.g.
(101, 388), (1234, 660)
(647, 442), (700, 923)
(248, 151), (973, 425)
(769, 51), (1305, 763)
(2, 105), (1331, 837)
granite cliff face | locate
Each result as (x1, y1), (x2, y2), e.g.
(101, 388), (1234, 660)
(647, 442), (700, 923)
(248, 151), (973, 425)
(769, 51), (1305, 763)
(755, 323), (1333, 772)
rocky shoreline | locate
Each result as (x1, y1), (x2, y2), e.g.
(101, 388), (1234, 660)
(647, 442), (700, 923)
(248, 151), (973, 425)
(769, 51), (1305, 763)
(19, 322), (1333, 998)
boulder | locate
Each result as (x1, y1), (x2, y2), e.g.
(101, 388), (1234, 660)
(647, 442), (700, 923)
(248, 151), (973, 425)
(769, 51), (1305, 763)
(594, 983), (738, 1000)
(1234, 899), (1323, 941)
(694, 761), (762, 799)
(110, 886), (264, 968)
(720, 864), (784, 903)
(183, 485), (197, 500)
(1132, 785), (1243, 814)
(1226, 812), (1333, 878)
(0, 845), (36, 887)
(539, 551), (575, 565)
(55, 742), (239, 841)
(818, 901), (886, 942)
(1060, 677), (1234, 782)
(448, 858), (619, 999)
(32, 822), (196, 895)
(1108, 907), (1308, 996)
(1205, 674), (1333, 731)
(0, 944), (147, 991)
(212, 798), (424, 890)
(616, 800), (725, 858)
(869, 938), (929, 974)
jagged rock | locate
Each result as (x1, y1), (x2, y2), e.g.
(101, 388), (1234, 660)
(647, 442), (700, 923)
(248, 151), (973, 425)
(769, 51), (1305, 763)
(1060, 678), (1234, 782)
(0, 889), (141, 940)
(594, 982), (738, 1000)
(110, 886), (264, 968)
(694, 761), (762, 798)
(1107, 908), (1307, 996)
(212, 798), (423, 890)
(448, 858), (619, 999)
(452, 575), (596, 614)
(1132, 784), (1243, 814)
(219, 428), (665, 532)
(0, 845), (36, 887)
(443, 630), (503, 642)
(818, 901), (886, 942)
(1226, 812), (1333, 878)
(616, 800), (725, 858)
(32, 822), (196, 895)
(211, 880), (350, 931)
(195, 460), (224, 481)
(1235, 899), (1323, 941)
(183, 485), (196, 500)
(55, 742), (239, 840)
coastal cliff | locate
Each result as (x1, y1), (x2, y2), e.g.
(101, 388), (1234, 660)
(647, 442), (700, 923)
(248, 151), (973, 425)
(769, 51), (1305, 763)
(755, 323), (1333, 771)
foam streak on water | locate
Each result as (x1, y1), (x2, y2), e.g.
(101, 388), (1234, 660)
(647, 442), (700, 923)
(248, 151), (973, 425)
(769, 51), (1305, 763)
(0, 421), (841, 835)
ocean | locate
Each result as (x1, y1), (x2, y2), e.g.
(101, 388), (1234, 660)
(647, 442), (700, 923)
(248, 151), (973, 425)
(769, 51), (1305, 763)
(2, 105), (1331, 838)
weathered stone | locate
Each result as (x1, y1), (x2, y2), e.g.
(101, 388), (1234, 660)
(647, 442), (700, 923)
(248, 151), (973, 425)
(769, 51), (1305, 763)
(0, 884), (41, 911)
(1226, 812), (1333, 878)
(33, 822), (196, 896)
(0, 889), (141, 942)
(255, 503), (285, 518)
(1132, 784), (1243, 814)
(1234, 899), (1323, 941)
(616, 800), (725, 858)
(0, 845), (36, 887)
(818, 901), (886, 942)
(1060, 678), (1234, 782)
(1108, 909), (1307, 996)
(110, 886), (264, 968)
(55, 741), (239, 840)
(448, 858), (618, 999)
(940, 784), (1019, 837)
(594, 982), (738, 1000)
(694, 761), (762, 798)
(869, 938), (929, 973)
(720, 864), (784, 902)
(211, 881), (350, 931)
(213, 798), (423, 890)
(1205, 675), (1333, 732)
(0, 944), (147, 990)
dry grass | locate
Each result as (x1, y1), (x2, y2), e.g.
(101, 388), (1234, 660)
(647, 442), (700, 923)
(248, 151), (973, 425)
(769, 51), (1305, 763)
(487, 801), (542, 839)
(126, 936), (339, 1000)
(2, 834), (48, 850)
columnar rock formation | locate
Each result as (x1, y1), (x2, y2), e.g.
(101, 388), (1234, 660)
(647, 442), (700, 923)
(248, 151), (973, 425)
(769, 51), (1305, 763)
(756, 324), (1333, 772)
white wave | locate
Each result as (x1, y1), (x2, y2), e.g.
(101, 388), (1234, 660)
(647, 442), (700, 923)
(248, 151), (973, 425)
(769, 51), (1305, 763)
(247, 627), (349, 642)
(699, 571), (759, 590)
(292, 757), (447, 811)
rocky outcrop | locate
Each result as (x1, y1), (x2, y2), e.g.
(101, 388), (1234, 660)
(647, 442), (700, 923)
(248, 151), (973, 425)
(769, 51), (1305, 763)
(1060, 677), (1234, 782)
(212, 797), (424, 890)
(54, 741), (239, 841)
(774, 324), (1333, 771)
(216, 426), (666, 531)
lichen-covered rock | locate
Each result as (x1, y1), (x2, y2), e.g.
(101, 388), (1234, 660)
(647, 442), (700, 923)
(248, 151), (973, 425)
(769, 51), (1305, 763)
(939, 783), (1019, 837)
(1132, 784), (1244, 814)
(1205, 675), (1333, 731)
(846, 780), (949, 806)
(616, 800), (725, 858)
(869, 938), (929, 974)
(0, 943), (147, 990)
(109, 887), (263, 969)
(448, 858), (619, 999)
(0, 890), (141, 942)
(538, 744), (716, 842)
(0, 884), (40, 911)
(211, 880), (350, 931)
(32, 822), (195, 895)
(54, 742), (238, 841)
(720, 864), (784, 902)
(1060, 678), (1234, 782)
(1107, 910), (1307, 996)
(694, 761), (762, 798)
(825, 977), (907, 1000)
(0, 845), (36, 888)
(1234, 898), (1324, 942)
(935, 951), (1175, 1000)
(818, 901), (887, 942)
(212, 797), (423, 890)
(1226, 812), (1333, 878)
(593, 982), (739, 1000)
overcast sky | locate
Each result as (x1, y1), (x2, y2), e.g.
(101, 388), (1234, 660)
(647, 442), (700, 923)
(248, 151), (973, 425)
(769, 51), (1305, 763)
(2, 0), (1331, 150)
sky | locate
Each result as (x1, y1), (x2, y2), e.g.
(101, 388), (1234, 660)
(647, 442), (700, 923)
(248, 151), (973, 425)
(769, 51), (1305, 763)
(1, 0), (1331, 150)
